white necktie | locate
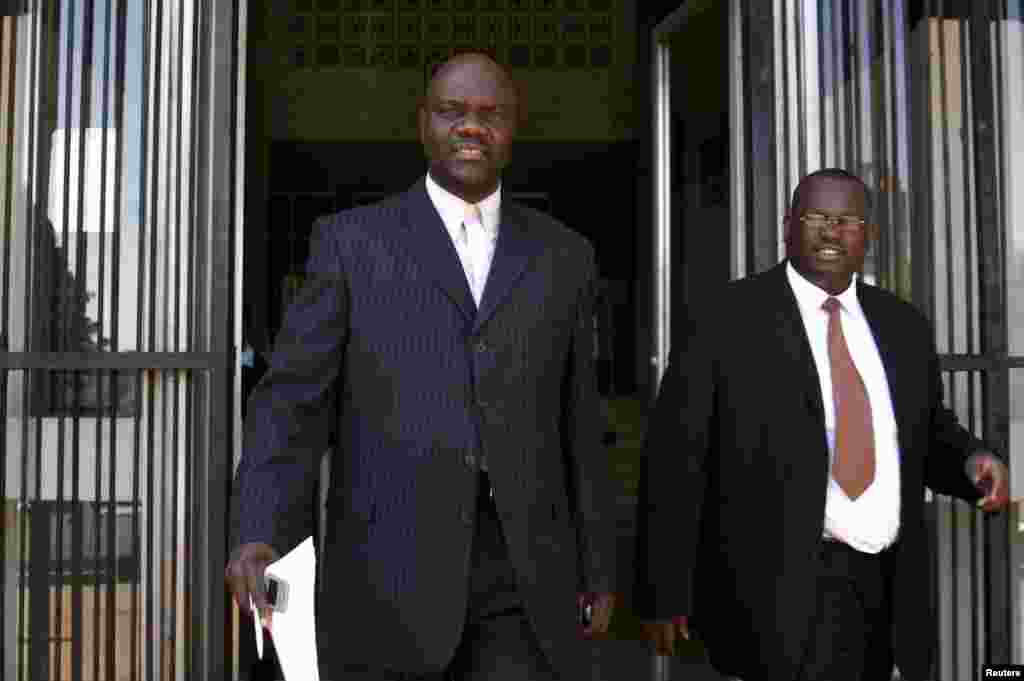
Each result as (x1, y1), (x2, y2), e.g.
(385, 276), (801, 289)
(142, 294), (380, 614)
(461, 203), (493, 305)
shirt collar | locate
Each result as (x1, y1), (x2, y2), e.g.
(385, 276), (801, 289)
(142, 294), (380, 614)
(424, 172), (501, 240)
(786, 260), (862, 318)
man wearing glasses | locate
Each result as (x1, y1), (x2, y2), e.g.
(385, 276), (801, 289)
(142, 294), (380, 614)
(636, 168), (1010, 681)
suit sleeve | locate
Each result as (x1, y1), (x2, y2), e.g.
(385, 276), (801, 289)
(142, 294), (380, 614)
(230, 217), (350, 555)
(922, 325), (996, 502)
(564, 245), (617, 594)
(635, 303), (715, 621)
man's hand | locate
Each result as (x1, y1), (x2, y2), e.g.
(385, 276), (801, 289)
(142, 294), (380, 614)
(966, 452), (1010, 512)
(642, 615), (689, 656)
(225, 542), (281, 626)
(580, 592), (616, 638)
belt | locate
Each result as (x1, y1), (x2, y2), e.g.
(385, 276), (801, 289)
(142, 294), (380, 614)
(820, 536), (887, 559)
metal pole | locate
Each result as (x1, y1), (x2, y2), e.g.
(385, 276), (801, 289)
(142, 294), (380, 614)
(650, 16), (673, 681)
(651, 37), (671, 392)
(729, 0), (747, 280)
(651, 650), (672, 681)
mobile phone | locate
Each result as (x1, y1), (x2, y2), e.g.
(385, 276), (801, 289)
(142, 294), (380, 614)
(579, 595), (593, 628)
(264, 574), (289, 613)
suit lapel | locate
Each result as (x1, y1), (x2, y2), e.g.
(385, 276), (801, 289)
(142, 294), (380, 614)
(398, 179), (476, 321)
(772, 262), (827, 431)
(473, 201), (542, 333)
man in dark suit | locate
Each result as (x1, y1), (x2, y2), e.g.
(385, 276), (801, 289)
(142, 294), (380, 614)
(636, 169), (1010, 681)
(225, 53), (617, 680)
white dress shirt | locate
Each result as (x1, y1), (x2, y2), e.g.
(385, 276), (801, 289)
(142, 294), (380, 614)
(425, 172), (501, 306)
(786, 262), (901, 553)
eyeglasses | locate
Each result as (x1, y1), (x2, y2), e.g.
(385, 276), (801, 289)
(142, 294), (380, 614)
(798, 213), (867, 236)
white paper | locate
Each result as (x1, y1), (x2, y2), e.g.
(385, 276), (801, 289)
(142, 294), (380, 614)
(265, 537), (320, 681)
(250, 594), (263, 659)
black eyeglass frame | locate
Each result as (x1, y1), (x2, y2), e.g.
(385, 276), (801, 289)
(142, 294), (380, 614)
(797, 213), (869, 235)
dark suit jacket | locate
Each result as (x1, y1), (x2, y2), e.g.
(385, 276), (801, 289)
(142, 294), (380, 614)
(636, 262), (989, 680)
(231, 179), (616, 677)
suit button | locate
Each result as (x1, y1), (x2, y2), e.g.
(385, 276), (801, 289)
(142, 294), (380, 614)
(477, 399), (489, 410)
(474, 339), (488, 353)
(464, 453), (477, 469)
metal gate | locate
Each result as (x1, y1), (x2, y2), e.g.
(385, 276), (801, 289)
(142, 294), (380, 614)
(0, 1), (242, 680)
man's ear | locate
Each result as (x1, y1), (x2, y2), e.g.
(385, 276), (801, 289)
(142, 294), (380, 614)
(782, 215), (793, 243)
(417, 105), (427, 143)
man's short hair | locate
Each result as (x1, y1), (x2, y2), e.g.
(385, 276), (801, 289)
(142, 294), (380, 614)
(421, 51), (521, 106)
(789, 168), (872, 218)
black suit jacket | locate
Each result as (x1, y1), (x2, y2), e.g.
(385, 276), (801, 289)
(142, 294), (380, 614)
(636, 262), (988, 680)
(231, 179), (616, 676)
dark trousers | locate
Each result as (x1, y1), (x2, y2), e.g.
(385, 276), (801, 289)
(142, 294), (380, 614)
(793, 540), (895, 681)
(333, 474), (561, 681)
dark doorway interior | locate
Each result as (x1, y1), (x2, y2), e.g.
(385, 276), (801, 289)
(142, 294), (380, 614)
(667, 1), (732, 344)
(255, 140), (640, 396)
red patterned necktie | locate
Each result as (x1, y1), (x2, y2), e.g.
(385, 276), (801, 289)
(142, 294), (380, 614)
(823, 297), (875, 500)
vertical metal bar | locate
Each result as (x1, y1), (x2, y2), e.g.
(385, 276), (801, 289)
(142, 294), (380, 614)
(957, 6), (980, 673)
(910, 1), (940, 667)
(20, 6), (44, 678)
(185, 1), (203, 669)
(193, 0), (240, 677)
(836, 0), (847, 169)
(891, 0), (913, 300)
(106, 0), (128, 677)
(970, 367), (981, 675)
(743, 0), (779, 272)
(651, 36), (669, 389)
(132, 1), (157, 676)
(0, 15), (18, 680)
(648, 25), (672, 670)
(130, 364), (142, 681)
(820, 1), (834, 169)
(170, 2), (189, 677)
(793, 0), (807, 177)
(1, 13), (16, 345)
(158, 5), (177, 665)
(728, 0), (747, 279)
(847, 0), (857, 169)
(21, 2), (51, 675)
(844, 0), (855, 167)
(28, 498), (50, 681)
(777, 0), (790, 203)
(91, 1), (113, 676)
(877, 0), (893, 290)
(911, 0), (936, 318)
(936, 4), (960, 675)
(70, 2), (96, 677)
(144, 1), (167, 676)
(53, 1), (80, 675)
(230, 4), (249, 671)
(969, 0), (1012, 664)
(235, 0), (250, 546)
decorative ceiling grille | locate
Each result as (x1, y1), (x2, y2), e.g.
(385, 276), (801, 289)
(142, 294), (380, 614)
(281, 0), (616, 70)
